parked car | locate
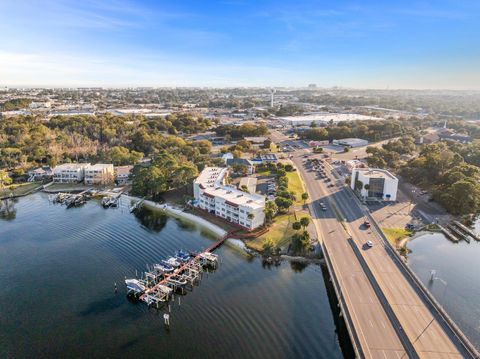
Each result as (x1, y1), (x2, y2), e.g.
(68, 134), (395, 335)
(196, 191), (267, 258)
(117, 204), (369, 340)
(366, 240), (373, 248)
(364, 220), (371, 228)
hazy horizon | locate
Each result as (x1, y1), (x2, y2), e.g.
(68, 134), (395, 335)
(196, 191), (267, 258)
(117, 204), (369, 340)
(1, 0), (479, 89)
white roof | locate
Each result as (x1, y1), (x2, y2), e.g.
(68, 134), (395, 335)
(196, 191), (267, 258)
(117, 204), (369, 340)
(86, 163), (113, 171)
(54, 163), (90, 171)
(205, 186), (265, 210)
(195, 167), (228, 188)
(281, 113), (382, 123)
(355, 168), (397, 180)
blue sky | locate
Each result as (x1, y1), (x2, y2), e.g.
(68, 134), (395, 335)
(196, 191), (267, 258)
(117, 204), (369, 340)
(0, 0), (479, 88)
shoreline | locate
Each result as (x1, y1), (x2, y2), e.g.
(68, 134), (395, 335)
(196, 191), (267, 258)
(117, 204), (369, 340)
(124, 195), (228, 239)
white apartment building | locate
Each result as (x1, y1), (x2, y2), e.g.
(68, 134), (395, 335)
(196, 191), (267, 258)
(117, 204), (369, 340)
(193, 167), (266, 230)
(115, 165), (133, 184)
(84, 164), (114, 185)
(351, 168), (398, 201)
(53, 163), (90, 183)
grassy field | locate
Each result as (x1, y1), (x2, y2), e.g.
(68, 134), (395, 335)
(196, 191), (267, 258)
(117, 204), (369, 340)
(382, 227), (413, 246)
(286, 171), (305, 204)
(246, 210), (311, 252)
(2, 182), (42, 197)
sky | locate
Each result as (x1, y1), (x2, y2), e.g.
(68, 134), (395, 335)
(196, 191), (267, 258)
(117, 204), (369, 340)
(0, 0), (479, 89)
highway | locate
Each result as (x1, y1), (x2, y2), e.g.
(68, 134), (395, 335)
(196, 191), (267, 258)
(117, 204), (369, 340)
(292, 154), (409, 358)
(281, 140), (479, 358)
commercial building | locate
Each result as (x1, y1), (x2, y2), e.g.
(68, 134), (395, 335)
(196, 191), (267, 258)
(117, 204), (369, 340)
(193, 167), (265, 230)
(333, 138), (369, 148)
(351, 168), (398, 201)
(280, 113), (382, 126)
(255, 153), (278, 164)
(345, 160), (366, 173)
(84, 164), (114, 185)
(53, 163), (90, 183)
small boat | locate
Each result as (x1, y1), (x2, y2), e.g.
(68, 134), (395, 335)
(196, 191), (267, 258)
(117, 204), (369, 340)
(153, 262), (174, 273)
(157, 284), (173, 295)
(164, 257), (181, 268)
(199, 252), (218, 264)
(125, 279), (146, 294)
(167, 275), (188, 288)
(175, 250), (191, 262)
(102, 196), (113, 208)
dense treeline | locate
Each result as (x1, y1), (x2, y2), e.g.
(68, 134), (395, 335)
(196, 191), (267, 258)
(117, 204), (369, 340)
(215, 123), (269, 139)
(0, 98), (32, 111)
(0, 113), (215, 170)
(401, 142), (480, 215)
(299, 119), (409, 142)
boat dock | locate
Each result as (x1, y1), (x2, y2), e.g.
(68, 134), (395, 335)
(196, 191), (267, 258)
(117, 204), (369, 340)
(447, 223), (470, 243)
(437, 224), (460, 242)
(125, 230), (235, 314)
(452, 221), (480, 241)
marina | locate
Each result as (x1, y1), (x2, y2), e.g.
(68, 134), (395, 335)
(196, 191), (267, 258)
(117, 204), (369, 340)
(0, 193), (344, 358)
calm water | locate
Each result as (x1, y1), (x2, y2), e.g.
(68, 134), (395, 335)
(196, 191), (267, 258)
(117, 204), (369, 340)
(407, 231), (480, 350)
(0, 193), (344, 358)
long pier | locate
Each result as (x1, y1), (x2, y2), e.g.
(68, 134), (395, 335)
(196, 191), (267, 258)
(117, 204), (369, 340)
(138, 229), (235, 302)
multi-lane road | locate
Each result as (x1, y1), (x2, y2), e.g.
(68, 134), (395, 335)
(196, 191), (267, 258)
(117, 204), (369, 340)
(283, 141), (478, 358)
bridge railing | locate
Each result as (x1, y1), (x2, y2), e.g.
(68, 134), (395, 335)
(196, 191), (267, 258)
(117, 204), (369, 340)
(321, 242), (365, 359)
(347, 186), (480, 359)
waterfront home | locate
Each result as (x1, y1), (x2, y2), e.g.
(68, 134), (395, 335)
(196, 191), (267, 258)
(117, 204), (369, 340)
(27, 166), (53, 182)
(115, 165), (133, 184)
(84, 164), (114, 185)
(193, 167), (265, 230)
(53, 163), (90, 183)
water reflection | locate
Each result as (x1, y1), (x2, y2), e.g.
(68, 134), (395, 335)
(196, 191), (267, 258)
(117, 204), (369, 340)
(290, 260), (309, 272)
(0, 198), (17, 220)
(133, 206), (168, 232)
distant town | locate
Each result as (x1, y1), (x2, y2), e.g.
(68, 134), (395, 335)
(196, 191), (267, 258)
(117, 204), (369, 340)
(1, 86), (480, 358)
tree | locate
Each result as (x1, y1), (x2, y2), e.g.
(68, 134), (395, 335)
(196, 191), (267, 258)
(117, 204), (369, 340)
(0, 170), (12, 194)
(275, 197), (293, 213)
(264, 201), (278, 224)
(343, 146), (350, 153)
(300, 216), (310, 230)
(292, 221), (302, 231)
(301, 192), (309, 204)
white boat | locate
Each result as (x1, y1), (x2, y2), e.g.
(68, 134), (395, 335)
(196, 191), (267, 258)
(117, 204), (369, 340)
(154, 262), (174, 273)
(199, 252), (218, 264)
(125, 279), (146, 294)
(167, 275), (188, 288)
(157, 284), (173, 295)
(165, 257), (181, 268)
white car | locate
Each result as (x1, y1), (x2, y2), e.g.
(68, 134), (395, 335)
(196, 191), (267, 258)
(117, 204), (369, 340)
(366, 240), (373, 248)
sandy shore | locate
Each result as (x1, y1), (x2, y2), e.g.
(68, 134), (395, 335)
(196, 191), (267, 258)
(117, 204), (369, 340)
(124, 195), (227, 239)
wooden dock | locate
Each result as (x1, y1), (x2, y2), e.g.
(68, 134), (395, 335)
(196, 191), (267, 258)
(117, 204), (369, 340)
(138, 229), (236, 303)
(447, 224), (470, 243)
(452, 221), (480, 241)
(437, 224), (460, 242)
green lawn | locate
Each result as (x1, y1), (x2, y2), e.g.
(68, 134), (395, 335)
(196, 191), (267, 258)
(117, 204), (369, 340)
(286, 171), (305, 204)
(2, 182), (42, 197)
(246, 210), (311, 252)
(382, 227), (413, 246)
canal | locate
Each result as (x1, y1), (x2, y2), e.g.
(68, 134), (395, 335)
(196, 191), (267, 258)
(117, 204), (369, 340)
(0, 193), (345, 358)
